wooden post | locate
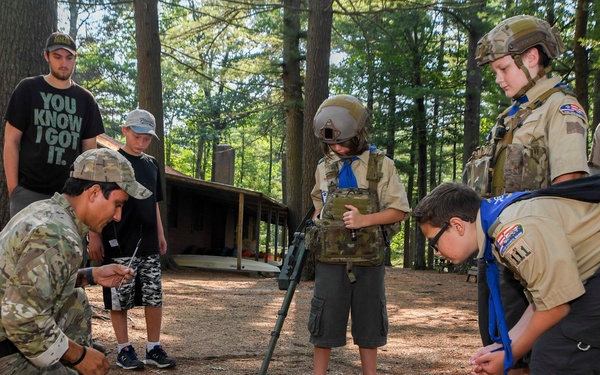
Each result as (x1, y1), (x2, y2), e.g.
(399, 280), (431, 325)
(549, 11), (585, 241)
(255, 200), (262, 261)
(237, 193), (244, 270)
(265, 208), (272, 263)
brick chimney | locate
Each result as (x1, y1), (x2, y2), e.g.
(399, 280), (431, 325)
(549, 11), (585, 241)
(213, 144), (235, 185)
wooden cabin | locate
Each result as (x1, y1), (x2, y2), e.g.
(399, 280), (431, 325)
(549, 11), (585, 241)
(97, 134), (288, 265)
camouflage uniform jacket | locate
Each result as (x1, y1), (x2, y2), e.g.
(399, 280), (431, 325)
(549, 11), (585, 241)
(0, 193), (88, 367)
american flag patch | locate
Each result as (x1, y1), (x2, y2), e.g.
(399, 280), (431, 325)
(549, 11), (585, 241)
(495, 224), (524, 256)
(559, 104), (587, 121)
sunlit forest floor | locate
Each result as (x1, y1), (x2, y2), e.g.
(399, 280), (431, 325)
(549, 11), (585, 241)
(87, 266), (480, 374)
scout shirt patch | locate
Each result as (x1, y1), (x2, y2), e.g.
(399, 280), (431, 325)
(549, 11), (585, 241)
(500, 239), (533, 267)
(559, 104), (587, 122)
(495, 224), (532, 267)
(495, 224), (524, 257)
(566, 121), (585, 135)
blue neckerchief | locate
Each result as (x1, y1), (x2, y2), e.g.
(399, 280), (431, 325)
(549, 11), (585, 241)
(507, 95), (529, 116)
(338, 146), (377, 189)
(479, 191), (530, 375)
(338, 157), (359, 188)
(507, 81), (567, 117)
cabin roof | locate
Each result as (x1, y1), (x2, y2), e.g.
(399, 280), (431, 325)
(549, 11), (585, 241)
(97, 134), (287, 224)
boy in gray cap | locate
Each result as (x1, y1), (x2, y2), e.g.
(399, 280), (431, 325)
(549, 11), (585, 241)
(0, 148), (150, 374)
(89, 109), (176, 370)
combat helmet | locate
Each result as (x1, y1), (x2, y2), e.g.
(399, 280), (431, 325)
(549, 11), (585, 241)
(476, 15), (566, 98)
(313, 94), (370, 144)
(476, 15), (565, 66)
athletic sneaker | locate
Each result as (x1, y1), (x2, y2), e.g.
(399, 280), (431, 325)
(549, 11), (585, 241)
(116, 345), (145, 370)
(145, 345), (177, 368)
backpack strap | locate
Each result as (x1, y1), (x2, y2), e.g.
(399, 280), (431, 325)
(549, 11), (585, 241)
(480, 191), (530, 375)
(502, 87), (564, 142)
(517, 173), (600, 203)
(514, 87), (563, 128)
(366, 148), (385, 191)
(321, 157), (340, 194)
(323, 147), (385, 193)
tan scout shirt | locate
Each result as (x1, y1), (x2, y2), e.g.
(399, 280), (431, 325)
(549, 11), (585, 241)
(476, 197), (600, 311)
(507, 76), (589, 180)
(311, 148), (410, 215)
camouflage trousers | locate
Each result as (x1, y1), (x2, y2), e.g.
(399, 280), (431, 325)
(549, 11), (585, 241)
(0, 288), (92, 375)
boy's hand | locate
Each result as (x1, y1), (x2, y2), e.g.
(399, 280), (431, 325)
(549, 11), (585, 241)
(87, 232), (104, 262)
(159, 235), (167, 255)
(343, 205), (365, 229)
(469, 345), (504, 375)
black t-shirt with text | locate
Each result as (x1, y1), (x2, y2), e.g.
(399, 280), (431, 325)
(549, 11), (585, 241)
(4, 76), (104, 194)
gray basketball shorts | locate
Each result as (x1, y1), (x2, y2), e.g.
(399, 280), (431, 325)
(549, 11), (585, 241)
(308, 262), (388, 348)
(103, 254), (163, 311)
(9, 185), (52, 217)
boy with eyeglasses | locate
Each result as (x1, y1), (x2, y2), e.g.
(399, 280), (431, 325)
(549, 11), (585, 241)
(414, 182), (600, 374)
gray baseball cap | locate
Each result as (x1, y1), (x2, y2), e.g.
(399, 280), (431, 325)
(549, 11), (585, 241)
(125, 109), (159, 139)
(70, 148), (152, 199)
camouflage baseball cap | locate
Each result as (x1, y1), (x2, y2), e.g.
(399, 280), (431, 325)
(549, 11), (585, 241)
(476, 15), (565, 66)
(313, 94), (371, 144)
(70, 148), (152, 199)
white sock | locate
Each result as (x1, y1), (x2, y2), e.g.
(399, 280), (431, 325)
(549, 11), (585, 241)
(118, 342), (132, 352)
(147, 341), (161, 351)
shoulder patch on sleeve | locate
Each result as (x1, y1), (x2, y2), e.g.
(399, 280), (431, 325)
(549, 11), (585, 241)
(566, 121), (586, 135)
(495, 224), (524, 256)
(559, 104), (587, 122)
(500, 238), (533, 267)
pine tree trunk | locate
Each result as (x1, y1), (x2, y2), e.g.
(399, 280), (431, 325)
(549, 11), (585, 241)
(302, 0), (334, 279)
(133, 0), (174, 267)
(283, 0), (304, 239)
(0, 0), (57, 230)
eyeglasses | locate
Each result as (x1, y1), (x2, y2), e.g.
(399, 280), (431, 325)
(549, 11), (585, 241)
(428, 222), (450, 252)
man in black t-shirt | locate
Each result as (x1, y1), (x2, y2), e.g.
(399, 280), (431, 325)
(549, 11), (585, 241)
(3, 31), (104, 217)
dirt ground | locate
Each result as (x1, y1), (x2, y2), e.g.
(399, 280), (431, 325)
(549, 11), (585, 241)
(86, 266), (482, 375)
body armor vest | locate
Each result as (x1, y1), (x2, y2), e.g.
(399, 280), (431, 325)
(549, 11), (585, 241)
(463, 86), (575, 198)
(305, 149), (401, 266)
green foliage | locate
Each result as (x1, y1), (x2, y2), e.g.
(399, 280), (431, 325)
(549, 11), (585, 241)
(389, 231), (405, 267)
(62, 0), (288, 200)
(66, 2), (138, 137)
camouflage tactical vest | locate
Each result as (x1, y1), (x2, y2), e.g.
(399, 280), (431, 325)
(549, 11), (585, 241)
(463, 86), (573, 197)
(305, 149), (401, 266)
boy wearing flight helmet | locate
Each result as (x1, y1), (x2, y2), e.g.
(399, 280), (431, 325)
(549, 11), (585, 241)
(306, 94), (409, 375)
